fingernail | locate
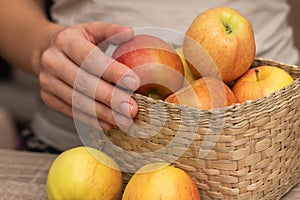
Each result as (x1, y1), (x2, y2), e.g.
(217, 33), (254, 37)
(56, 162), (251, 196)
(120, 102), (133, 117)
(115, 113), (133, 127)
(122, 76), (139, 91)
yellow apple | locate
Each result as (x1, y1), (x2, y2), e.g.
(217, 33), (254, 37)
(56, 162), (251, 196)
(122, 162), (200, 200)
(175, 47), (198, 86)
(183, 7), (256, 83)
(46, 146), (123, 200)
(232, 65), (294, 103)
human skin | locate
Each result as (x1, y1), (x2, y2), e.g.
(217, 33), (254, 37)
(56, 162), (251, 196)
(0, 0), (141, 130)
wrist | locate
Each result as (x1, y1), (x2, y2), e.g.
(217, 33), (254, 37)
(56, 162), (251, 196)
(31, 22), (65, 76)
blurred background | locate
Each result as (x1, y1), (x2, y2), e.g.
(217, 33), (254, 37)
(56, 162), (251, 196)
(289, 0), (300, 56)
(0, 0), (299, 149)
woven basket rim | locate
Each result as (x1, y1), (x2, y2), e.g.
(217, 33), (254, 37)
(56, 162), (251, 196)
(254, 57), (300, 69)
(132, 57), (300, 115)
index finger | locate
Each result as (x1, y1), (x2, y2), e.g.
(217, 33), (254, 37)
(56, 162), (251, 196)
(61, 22), (140, 91)
(81, 47), (140, 91)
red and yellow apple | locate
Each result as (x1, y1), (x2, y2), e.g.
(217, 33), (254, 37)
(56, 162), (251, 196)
(112, 34), (184, 100)
(183, 7), (256, 83)
(46, 146), (123, 200)
(175, 47), (198, 86)
(122, 162), (200, 200)
(165, 77), (237, 110)
(232, 65), (294, 103)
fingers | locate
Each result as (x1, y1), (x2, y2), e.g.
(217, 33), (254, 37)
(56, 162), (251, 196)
(81, 47), (140, 91)
(41, 49), (138, 118)
(39, 21), (140, 130)
(52, 23), (140, 91)
(40, 89), (113, 131)
(39, 69), (135, 128)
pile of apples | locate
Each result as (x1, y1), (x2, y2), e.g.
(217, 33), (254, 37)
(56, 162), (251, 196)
(112, 7), (294, 109)
(46, 7), (295, 200)
(46, 146), (201, 200)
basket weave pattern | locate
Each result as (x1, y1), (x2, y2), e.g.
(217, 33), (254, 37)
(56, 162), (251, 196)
(91, 58), (300, 200)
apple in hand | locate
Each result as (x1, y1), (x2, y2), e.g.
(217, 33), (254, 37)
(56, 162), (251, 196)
(232, 65), (294, 103)
(112, 34), (184, 100)
(46, 146), (123, 200)
(175, 47), (198, 86)
(122, 162), (200, 200)
(165, 77), (237, 110)
(183, 7), (256, 83)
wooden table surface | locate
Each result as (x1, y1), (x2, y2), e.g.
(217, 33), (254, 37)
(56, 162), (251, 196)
(0, 149), (299, 200)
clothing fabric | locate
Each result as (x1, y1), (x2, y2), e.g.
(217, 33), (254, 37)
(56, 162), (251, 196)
(20, 127), (61, 154)
(50, 0), (299, 64)
(29, 0), (299, 151)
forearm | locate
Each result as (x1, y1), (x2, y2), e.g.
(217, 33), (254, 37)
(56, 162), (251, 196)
(0, 0), (64, 76)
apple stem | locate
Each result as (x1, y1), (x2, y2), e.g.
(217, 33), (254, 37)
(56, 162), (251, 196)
(255, 68), (260, 81)
(148, 91), (162, 100)
(223, 22), (232, 34)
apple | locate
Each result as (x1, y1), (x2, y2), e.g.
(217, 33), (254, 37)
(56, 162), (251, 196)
(46, 146), (123, 200)
(175, 47), (198, 86)
(183, 7), (256, 83)
(112, 34), (184, 100)
(165, 77), (237, 110)
(232, 65), (294, 103)
(122, 162), (200, 200)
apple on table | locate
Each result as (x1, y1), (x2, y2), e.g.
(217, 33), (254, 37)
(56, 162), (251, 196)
(122, 162), (201, 200)
(46, 146), (123, 200)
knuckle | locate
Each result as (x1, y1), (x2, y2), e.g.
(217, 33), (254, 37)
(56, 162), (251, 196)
(54, 27), (79, 48)
(95, 107), (114, 125)
(40, 90), (52, 107)
(38, 71), (47, 87)
(75, 75), (89, 94)
(38, 71), (63, 100)
(99, 121), (112, 131)
(40, 49), (58, 73)
(87, 116), (98, 128)
(102, 92), (113, 106)
(72, 92), (85, 110)
(40, 49), (52, 68)
(53, 29), (70, 46)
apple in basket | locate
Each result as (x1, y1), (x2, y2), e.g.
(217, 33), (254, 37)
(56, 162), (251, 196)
(122, 162), (200, 200)
(183, 7), (256, 83)
(46, 146), (123, 200)
(165, 77), (237, 110)
(112, 34), (184, 100)
(175, 47), (198, 86)
(232, 65), (294, 103)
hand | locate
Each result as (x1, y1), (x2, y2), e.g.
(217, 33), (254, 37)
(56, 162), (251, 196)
(39, 22), (140, 131)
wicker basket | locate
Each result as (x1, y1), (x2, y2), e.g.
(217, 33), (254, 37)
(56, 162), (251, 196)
(91, 58), (300, 200)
